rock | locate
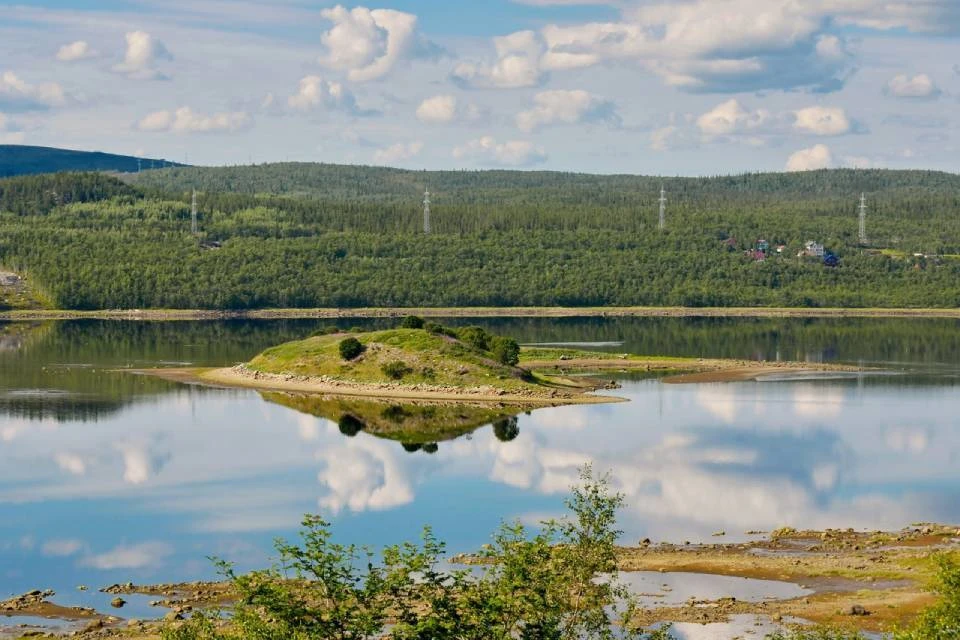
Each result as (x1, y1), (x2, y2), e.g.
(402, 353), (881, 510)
(77, 585), (88, 591)
(712, 531), (726, 537)
(165, 611), (185, 621)
(848, 604), (869, 616)
(640, 538), (651, 546)
(772, 613), (783, 622)
(111, 597), (126, 608)
(82, 619), (105, 632)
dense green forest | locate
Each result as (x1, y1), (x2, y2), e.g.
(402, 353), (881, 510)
(0, 144), (182, 178)
(1, 164), (959, 310)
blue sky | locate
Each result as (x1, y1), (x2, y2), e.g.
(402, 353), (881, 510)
(1, 0), (958, 174)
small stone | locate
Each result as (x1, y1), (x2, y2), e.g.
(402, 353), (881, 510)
(165, 611), (184, 621)
(111, 597), (126, 608)
(82, 619), (105, 632)
(848, 604), (869, 616)
(77, 585), (88, 591)
(772, 613), (783, 622)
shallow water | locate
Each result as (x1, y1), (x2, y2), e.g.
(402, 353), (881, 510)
(1, 317), (958, 634)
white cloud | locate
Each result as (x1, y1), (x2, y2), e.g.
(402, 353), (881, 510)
(516, 89), (619, 133)
(531, 0), (879, 92)
(416, 95), (457, 124)
(41, 539), (84, 557)
(55, 452), (87, 475)
(318, 5), (437, 83)
(453, 30), (546, 89)
(454, 136), (547, 167)
(885, 73), (941, 99)
(793, 106), (852, 136)
(287, 75), (362, 114)
(80, 541), (173, 570)
(56, 41), (96, 62)
(694, 100), (852, 140)
(786, 144), (834, 172)
(136, 106), (251, 134)
(317, 436), (414, 514)
(112, 31), (172, 80)
(373, 141), (423, 164)
(0, 71), (67, 111)
(696, 99), (772, 137)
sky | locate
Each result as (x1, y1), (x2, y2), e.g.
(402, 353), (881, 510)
(1, 0), (959, 175)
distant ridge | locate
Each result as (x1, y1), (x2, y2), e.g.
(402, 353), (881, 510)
(0, 144), (185, 178)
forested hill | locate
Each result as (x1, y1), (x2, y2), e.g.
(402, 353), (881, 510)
(0, 145), (183, 178)
(128, 163), (960, 202)
(2, 168), (960, 310)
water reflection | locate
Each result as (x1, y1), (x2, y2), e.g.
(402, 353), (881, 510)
(1, 318), (959, 614)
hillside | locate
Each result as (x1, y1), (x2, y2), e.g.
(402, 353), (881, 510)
(0, 144), (183, 178)
(1, 167), (960, 309)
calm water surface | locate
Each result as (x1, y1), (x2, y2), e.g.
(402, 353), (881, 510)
(1, 317), (959, 628)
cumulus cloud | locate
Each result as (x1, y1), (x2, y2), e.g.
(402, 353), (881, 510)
(523, 0), (934, 93)
(453, 136), (547, 167)
(56, 41), (96, 62)
(0, 71), (67, 111)
(453, 31), (546, 89)
(416, 95), (457, 124)
(416, 95), (486, 125)
(793, 106), (852, 136)
(55, 452), (87, 475)
(317, 437), (414, 514)
(786, 144), (834, 172)
(885, 73), (942, 99)
(318, 5), (440, 83)
(373, 141), (423, 164)
(516, 89), (619, 132)
(696, 99), (773, 137)
(112, 31), (172, 80)
(695, 100), (852, 142)
(80, 541), (173, 570)
(287, 75), (369, 115)
(136, 107), (251, 134)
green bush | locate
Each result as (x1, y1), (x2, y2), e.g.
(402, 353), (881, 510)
(491, 336), (521, 366)
(337, 414), (364, 437)
(338, 337), (365, 360)
(162, 466), (671, 640)
(311, 325), (341, 337)
(381, 360), (413, 380)
(399, 315), (425, 329)
(458, 326), (491, 351)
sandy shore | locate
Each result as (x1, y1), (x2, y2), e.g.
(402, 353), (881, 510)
(522, 356), (869, 383)
(4, 305), (960, 321)
(144, 366), (626, 405)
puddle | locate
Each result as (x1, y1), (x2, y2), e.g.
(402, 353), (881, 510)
(659, 614), (803, 639)
(617, 572), (812, 607)
(57, 591), (164, 621)
(0, 615), (77, 637)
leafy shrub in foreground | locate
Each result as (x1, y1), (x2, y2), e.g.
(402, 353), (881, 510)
(381, 360), (413, 380)
(162, 467), (671, 640)
(338, 337), (364, 361)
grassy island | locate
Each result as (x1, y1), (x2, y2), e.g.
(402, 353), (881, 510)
(186, 320), (618, 404)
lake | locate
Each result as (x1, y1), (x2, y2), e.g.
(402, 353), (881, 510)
(2, 316), (959, 632)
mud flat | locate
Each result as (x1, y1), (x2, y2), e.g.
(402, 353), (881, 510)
(617, 524), (960, 633)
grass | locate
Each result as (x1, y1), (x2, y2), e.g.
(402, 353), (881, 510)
(248, 329), (548, 393)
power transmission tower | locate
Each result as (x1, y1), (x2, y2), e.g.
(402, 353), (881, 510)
(191, 189), (198, 236)
(423, 188), (431, 234)
(858, 193), (867, 245)
(658, 184), (667, 230)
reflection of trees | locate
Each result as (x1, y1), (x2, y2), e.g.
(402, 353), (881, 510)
(493, 416), (520, 442)
(338, 414), (364, 437)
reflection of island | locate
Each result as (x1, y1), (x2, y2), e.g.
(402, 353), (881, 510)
(262, 392), (525, 452)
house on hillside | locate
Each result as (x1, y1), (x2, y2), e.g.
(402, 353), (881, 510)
(798, 241), (825, 258)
